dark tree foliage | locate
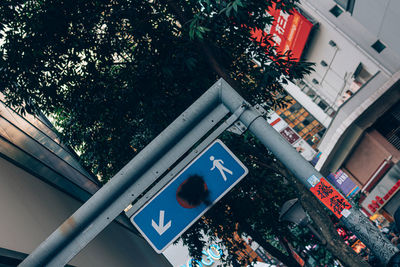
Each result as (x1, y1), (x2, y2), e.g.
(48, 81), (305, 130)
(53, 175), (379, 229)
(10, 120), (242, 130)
(0, 0), (312, 180)
(0, 0), (329, 265)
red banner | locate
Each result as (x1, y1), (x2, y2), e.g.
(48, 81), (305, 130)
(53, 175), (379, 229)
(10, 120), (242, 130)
(251, 6), (313, 60)
(310, 177), (352, 218)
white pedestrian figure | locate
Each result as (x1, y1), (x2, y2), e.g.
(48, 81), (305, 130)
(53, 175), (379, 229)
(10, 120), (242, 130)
(210, 156), (233, 181)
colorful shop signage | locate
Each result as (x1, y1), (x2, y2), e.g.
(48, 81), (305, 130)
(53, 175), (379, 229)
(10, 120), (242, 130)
(360, 162), (400, 215)
(326, 169), (359, 198)
(251, 4), (313, 60)
(309, 176), (352, 218)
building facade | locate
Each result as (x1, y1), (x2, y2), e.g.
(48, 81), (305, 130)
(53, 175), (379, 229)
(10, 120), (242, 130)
(0, 97), (171, 266)
(261, 0), (400, 222)
(287, 0), (400, 221)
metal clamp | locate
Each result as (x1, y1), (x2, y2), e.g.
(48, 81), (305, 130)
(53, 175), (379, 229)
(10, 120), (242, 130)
(227, 104), (267, 135)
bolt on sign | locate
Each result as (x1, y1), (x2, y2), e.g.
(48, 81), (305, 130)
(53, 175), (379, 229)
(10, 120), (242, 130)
(307, 176), (352, 218)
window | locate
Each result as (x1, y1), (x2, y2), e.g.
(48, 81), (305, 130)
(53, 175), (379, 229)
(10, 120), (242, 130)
(330, 5), (343, 17)
(326, 108), (336, 117)
(315, 98), (328, 110)
(300, 84), (317, 100)
(318, 101), (328, 110)
(312, 78), (319, 84)
(352, 63), (372, 84)
(371, 40), (386, 53)
(289, 103), (301, 112)
(273, 97), (326, 147)
(334, 0), (355, 13)
(306, 139), (314, 146)
(293, 125), (302, 131)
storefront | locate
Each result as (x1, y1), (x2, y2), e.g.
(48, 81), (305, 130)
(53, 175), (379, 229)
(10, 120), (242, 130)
(360, 162), (400, 219)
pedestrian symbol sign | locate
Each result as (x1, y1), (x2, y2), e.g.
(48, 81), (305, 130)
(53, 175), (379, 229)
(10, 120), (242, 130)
(131, 139), (248, 253)
(210, 155), (233, 181)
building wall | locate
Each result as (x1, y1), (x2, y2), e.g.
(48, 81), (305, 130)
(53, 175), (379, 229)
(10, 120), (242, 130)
(344, 129), (400, 185)
(0, 156), (171, 267)
(302, 0), (400, 74)
(279, 0), (395, 144)
(300, 0), (382, 109)
(352, 0), (400, 58)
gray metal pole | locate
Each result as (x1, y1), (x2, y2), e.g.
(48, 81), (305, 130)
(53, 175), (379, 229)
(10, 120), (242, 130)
(20, 78), (397, 266)
(217, 79), (398, 265)
(19, 82), (227, 266)
(246, 112), (397, 264)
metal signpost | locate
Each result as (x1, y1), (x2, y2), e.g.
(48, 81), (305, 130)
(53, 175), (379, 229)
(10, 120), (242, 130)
(20, 79), (398, 267)
(132, 139), (248, 252)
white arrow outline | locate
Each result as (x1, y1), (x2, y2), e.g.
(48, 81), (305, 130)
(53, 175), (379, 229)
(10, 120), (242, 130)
(152, 210), (172, 235)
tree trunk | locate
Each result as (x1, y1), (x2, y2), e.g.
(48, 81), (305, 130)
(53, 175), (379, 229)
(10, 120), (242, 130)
(289, 175), (371, 267)
(248, 149), (371, 266)
(244, 227), (302, 267)
(266, 159), (370, 266)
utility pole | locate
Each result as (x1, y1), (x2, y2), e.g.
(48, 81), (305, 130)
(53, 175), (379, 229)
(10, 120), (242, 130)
(20, 79), (397, 266)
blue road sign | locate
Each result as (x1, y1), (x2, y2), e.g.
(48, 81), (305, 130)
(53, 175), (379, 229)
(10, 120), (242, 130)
(131, 139), (248, 253)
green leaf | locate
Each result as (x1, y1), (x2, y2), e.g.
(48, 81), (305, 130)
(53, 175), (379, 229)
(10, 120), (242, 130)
(225, 6), (232, 17)
(232, 2), (238, 12)
(195, 30), (203, 39)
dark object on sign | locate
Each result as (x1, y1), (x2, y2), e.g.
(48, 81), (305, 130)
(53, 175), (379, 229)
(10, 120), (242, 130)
(176, 175), (211, 208)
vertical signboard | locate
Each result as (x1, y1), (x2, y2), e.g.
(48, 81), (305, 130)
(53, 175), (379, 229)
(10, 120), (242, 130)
(308, 176), (352, 219)
(251, 5), (313, 60)
(326, 169), (359, 198)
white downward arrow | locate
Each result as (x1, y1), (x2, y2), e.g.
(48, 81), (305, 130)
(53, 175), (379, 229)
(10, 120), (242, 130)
(151, 210), (172, 235)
